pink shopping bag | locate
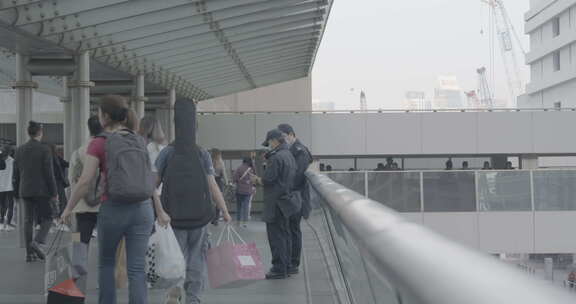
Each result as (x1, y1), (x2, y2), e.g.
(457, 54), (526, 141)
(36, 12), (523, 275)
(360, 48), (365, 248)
(207, 225), (265, 289)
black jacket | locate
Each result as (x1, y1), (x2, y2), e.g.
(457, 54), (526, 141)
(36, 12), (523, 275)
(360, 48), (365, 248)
(13, 139), (57, 199)
(261, 144), (300, 222)
(290, 139), (313, 218)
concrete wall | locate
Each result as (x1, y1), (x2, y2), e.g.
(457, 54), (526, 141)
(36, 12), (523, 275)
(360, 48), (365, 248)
(197, 76), (312, 112)
(197, 111), (576, 156)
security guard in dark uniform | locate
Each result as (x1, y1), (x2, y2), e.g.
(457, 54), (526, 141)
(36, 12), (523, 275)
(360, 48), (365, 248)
(277, 124), (313, 275)
(259, 129), (300, 279)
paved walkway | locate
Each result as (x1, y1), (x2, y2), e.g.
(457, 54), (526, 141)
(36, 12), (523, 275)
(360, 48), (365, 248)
(0, 221), (338, 304)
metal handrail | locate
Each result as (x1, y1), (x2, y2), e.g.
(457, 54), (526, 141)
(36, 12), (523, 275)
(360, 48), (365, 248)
(198, 107), (576, 115)
(306, 170), (575, 304)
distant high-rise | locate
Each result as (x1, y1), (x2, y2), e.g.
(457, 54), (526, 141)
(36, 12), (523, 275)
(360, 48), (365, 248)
(405, 91), (429, 110)
(433, 76), (465, 109)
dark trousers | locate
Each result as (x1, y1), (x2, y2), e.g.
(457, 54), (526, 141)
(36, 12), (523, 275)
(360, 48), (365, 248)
(23, 197), (52, 254)
(266, 209), (291, 274)
(0, 191), (14, 225)
(289, 212), (303, 268)
(76, 212), (98, 244)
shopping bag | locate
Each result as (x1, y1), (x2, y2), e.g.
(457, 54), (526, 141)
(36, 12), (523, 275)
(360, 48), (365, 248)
(45, 229), (85, 303)
(207, 224), (265, 289)
(115, 238), (128, 289)
(71, 233), (88, 279)
(146, 222), (185, 289)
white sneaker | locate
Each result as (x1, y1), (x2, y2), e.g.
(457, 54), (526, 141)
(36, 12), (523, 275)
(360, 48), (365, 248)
(3, 224), (14, 232)
(59, 225), (70, 232)
(92, 231), (98, 238)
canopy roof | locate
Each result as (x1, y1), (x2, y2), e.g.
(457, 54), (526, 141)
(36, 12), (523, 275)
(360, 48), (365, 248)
(0, 0), (333, 100)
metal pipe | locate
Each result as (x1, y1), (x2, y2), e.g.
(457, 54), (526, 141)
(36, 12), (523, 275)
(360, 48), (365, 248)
(306, 171), (575, 304)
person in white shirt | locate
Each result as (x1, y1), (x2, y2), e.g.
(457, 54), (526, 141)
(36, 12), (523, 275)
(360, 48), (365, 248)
(0, 145), (14, 231)
(138, 116), (166, 173)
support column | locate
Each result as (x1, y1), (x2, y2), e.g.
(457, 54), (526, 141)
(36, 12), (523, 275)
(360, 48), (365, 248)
(134, 73), (147, 119)
(14, 54), (36, 146)
(521, 155), (539, 169)
(13, 54), (37, 249)
(168, 87), (176, 142)
(68, 51), (94, 150)
(60, 77), (73, 160)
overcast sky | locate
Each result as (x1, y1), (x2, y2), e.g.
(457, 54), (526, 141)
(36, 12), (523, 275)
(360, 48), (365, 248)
(312, 0), (530, 109)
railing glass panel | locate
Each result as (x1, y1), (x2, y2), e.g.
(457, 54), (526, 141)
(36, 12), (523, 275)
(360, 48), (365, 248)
(477, 171), (532, 211)
(422, 171), (476, 212)
(367, 171), (421, 212)
(534, 170), (576, 211)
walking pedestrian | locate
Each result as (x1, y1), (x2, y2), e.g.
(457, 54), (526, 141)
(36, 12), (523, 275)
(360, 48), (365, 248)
(68, 116), (104, 279)
(156, 99), (231, 304)
(60, 95), (170, 304)
(277, 124), (312, 275)
(234, 157), (254, 227)
(211, 148), (228, 225)
(0, 145), (14, 231)
(13, 121), (57, 262)
(139, 116), (166, 172)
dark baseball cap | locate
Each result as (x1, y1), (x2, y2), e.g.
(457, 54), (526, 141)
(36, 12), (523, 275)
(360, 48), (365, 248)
(277, 123), (295, 135)
(262, 129), (284, 147)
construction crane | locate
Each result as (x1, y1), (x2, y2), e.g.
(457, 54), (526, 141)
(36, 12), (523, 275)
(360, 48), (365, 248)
(360, 90), (367, 111)
(476, 67), (494, 107)
(481, 0), (526, 107)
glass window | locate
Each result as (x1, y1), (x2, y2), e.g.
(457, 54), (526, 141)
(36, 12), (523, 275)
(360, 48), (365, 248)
(327, 172), (366, 196)
(478, 171), (531, 211)
(552, 17), (560, 37)
(423, 171), (476, 212)
(534, 170), (576, 210)
(553, 51), (561, 71)
(368, 172), (421, 212)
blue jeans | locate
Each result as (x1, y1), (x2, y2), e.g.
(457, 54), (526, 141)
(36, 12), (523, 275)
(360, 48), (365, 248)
(236, 193), (251, 222)
(98, 200), (154, 304)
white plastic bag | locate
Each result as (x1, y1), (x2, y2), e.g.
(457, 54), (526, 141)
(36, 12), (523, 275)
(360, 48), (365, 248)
(146, 222), (185, 289)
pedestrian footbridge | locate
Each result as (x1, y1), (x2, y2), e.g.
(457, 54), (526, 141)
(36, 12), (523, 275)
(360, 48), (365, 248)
(0, 171), (574, 304)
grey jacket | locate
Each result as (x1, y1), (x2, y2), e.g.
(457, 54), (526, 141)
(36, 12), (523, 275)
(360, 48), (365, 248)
(14, 139), (57, 199)
(261, 144), (301, 223)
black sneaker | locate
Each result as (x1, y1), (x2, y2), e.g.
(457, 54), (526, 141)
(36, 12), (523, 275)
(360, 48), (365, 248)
(30, 241), (46, 260)
(265, 271), (288, 280)
(26, 254), (37, 263)
(288, 267), (299, 275)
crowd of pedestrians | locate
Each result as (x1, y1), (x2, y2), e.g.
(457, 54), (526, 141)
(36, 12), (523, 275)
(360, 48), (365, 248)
(3, 94), (316, 303)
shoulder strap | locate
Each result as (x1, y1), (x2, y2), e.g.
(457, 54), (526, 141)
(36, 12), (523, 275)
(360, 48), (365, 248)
(239, 167), (252, 180)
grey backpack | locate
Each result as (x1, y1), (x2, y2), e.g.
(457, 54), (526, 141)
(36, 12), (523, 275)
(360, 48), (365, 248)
(101, 130), (155, 203)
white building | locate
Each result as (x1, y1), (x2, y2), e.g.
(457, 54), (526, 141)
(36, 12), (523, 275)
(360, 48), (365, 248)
(521, 0), (576, 108)
(433, 76), (465, 109)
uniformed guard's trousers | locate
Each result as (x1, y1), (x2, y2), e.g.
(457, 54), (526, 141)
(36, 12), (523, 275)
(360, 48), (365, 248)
(266, 208), (291, 274)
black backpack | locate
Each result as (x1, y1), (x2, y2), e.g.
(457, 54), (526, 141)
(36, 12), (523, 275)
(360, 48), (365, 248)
(160, 100), (215, 229)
